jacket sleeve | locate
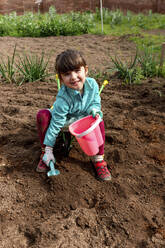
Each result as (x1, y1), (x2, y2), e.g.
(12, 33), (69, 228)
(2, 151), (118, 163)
(43, 96), (70, 147)
(86, 79), (101, 115)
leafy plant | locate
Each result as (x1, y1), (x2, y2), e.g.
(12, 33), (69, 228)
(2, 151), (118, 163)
(0, 45), (17, 83)
(95, 8), (124, 26)
(16, 12), (41, 37)
(48, 6), (57, 17)
(138, 46), (163, 77)
(110, 51), (143, 84)
(16, 51), (51, 83)
(88, 69), (110, 84)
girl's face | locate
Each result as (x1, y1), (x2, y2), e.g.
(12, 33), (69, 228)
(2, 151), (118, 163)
(60, 66), (88, 92)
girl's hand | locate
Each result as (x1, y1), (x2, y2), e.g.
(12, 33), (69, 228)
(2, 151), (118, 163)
(42, 146), (55, 166)
(91, 108), (103, 119)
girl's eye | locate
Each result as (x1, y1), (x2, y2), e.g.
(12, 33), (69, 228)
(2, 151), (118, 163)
(64, 72), (70, 76)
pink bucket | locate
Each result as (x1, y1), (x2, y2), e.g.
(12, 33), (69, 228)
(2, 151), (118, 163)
(69, 115), (103, 156)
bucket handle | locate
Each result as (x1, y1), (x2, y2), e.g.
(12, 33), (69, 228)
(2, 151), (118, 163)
(76, 115), (102, 138)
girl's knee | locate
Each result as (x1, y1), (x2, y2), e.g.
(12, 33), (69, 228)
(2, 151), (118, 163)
(36, 109), (51, 123)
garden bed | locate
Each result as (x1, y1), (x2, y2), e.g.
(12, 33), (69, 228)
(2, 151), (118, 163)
(0, 34), (165, 248)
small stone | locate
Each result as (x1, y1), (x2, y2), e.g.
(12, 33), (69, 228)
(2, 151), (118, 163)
(152, 235), (165, 245)
(70, 202), (77, 210)
(76, 216), (89, 229)
(155, 232), (163, 240)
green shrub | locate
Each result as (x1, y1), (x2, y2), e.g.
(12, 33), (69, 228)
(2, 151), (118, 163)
(16, 12), (41, 37)
(0, 8), (94, 37)
(95, 8), (124, 26)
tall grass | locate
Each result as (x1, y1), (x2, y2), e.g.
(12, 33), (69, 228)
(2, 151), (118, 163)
(16, 51), (52, 84)
(0, 46), (52, 84)
(0, 45), (164, 85)
(110, 50), (144, 84)
(110, 46), (165, 84)
(0, 45), (17, 83)
(138, 46), (162, 78)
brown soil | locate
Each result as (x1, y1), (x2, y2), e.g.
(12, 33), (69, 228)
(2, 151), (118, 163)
(0, 35), (165, 248)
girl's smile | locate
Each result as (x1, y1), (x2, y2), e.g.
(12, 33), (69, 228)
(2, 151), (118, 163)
(60, 66), (88, 92)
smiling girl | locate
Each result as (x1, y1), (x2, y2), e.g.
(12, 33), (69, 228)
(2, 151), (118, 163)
(36, 49), (111, 181)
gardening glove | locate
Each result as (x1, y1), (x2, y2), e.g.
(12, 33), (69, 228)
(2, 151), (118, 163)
(42, 146), (55, 167)
(91, 108), (103, 119)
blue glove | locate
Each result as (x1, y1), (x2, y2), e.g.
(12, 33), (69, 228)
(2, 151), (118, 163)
(42, 146), (55, 166)
(91, 108), (103, 119)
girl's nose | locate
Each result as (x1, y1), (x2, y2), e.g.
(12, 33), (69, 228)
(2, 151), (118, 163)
(71, 71), (77, 79)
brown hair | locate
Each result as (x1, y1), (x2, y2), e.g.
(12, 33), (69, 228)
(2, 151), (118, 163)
(55, 49), (87, 76)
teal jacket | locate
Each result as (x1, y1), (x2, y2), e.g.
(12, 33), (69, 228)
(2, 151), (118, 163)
(44, 77), (101, 147)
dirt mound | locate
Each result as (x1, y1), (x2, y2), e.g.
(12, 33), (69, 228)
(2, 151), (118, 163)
(0, 35), (165, 248)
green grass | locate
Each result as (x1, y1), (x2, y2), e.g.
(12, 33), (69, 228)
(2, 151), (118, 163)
(90, 23), (141, 35)
(16, 51), (52, 84)
(109, 46), (165, 84)
(90, 8), (165, 53)
(94, 8), (165, 30)
(130, 34), (165, 52)
(0, 46), (53, 85)
(0, 45), (17, 83)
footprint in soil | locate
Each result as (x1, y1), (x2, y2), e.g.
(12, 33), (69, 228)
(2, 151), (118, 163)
(2, 106), (20, 116)
(0, 135), (10, 146)
(23, 228), (41, 246)
(24, 231), (37, 246)
(112, 182), (127, 199)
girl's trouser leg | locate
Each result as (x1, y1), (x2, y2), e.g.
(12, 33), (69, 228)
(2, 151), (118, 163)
(36, 109), (51, 149)
(98, 120), (105, 155)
